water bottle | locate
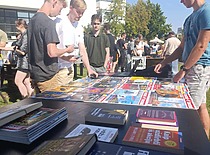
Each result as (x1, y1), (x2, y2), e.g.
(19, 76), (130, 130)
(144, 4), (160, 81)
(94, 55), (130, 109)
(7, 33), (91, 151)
(106, 56), (113, 73)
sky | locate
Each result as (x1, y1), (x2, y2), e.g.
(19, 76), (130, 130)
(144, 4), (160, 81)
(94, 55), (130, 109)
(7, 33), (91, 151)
(126, 0), (210, 33)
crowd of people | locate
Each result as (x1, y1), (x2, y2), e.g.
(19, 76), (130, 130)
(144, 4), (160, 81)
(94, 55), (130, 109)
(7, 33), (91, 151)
(0, 0), (210, 139)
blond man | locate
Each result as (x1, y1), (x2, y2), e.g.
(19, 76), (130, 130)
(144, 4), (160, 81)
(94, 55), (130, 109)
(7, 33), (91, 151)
(28, 0), (74, 92)
(55, 0), (98, 85)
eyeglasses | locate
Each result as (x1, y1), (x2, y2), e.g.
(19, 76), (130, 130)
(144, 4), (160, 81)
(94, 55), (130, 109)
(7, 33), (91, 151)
(93, 23), (100, 25)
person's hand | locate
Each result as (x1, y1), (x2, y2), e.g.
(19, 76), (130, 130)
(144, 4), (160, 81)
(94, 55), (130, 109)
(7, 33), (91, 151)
(154, 63), (163, 73)
(173, 70), (185, 83)
(65, 45), (74, 53)
(88, 69), (98, 78)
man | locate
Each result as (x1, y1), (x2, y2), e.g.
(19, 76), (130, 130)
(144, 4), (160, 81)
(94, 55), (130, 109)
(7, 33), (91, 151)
(103, 23), (119, 72)
(117, 32), (127, 72)
(84, 14), (110, 73)
(162, 31), (181, 76)
(27, 0), (74, 92)
(55, 0), (97, 85)
(154, 0), (210, 138)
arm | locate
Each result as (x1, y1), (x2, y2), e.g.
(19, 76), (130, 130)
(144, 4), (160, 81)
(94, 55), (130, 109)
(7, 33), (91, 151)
(47, 43), (74, 58)
(154, 37), (184, 73)
(173, 30), (210, 82)
(0, 41), (6, 47)
(104, 47), (110, 68)
(79, 43), (98, 77)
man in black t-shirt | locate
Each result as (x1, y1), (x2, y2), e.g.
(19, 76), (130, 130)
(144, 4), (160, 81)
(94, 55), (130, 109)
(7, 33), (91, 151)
(28, 0), (74, 93)
(117, 32), (127, 72)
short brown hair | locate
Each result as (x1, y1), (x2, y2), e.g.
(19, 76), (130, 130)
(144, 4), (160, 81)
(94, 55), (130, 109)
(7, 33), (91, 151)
(70, 0), (86, 10)
(15, 19), (28, 28)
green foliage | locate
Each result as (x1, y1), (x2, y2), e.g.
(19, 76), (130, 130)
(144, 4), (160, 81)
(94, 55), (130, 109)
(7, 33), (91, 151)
(103, 0), (126, 37)
(83, 24), (92, 34)
(145, 0), (171, 41)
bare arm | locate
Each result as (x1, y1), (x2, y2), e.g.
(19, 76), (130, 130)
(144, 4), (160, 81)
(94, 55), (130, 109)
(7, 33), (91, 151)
(79, 43), (98, 77)
(154, 37), (184, 73)
(47, 43), (74, 57)
(104, 47), (110, 68)
(0, 42), (6, 47)
(173, 30), (210, 82)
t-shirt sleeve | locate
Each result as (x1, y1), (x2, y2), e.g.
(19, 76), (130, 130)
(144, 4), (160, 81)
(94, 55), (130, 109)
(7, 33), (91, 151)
(199, 8), (210, 30)
(105, 35), (110, 48)
(45, 21), (60, 45)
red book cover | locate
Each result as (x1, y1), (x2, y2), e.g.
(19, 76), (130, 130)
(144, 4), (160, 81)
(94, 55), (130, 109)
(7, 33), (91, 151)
(136, 108), (177, 125)
(123, 126), (184, 154)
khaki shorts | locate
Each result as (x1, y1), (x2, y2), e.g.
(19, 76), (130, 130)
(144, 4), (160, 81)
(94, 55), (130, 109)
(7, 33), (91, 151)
(57, 67), (74, 86)
(185, 64), (210, 109)
(36, 73), (60, 93)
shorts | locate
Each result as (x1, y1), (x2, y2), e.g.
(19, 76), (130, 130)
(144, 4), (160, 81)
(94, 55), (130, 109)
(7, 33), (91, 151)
(57, 67), (74, 86)
(185, 64), (210, 109)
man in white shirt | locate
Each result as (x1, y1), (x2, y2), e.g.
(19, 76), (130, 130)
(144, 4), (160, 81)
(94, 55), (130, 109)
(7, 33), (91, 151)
(55, 0), (97, 85)
(162, 31), (181, 76)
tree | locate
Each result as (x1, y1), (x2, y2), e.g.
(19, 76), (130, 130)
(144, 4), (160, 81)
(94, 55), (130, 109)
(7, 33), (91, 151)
(145, 0), (171, 41)
(125, 0), (151, 38)
(103, 0), (126, 37)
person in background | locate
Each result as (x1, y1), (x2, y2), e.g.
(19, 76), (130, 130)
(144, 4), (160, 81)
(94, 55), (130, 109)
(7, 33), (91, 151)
(135, 34), (145, 57)
(55, 0), (97, 85)
(162, 31), (181, 76)
(103, 23), (116, 72)
(154, 0), (210, 139)
(0, 29), (8, 71)
(84, 14), (110, 73)
(27, 0), (74, 93)
(14, 19), (34, 98)
(117, 32), (127, 72)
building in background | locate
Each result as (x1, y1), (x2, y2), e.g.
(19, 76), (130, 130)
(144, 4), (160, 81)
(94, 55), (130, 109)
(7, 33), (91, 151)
(0, 0), (96, 40)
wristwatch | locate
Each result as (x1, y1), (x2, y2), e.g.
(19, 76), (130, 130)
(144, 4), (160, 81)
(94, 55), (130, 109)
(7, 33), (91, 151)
(180, 65), (189, 72)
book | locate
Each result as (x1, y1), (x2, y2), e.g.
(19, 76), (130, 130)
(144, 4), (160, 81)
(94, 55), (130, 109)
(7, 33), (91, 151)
(0, 107), (68, 144)
(0, 102), (43, 127)
(140, 123), (179, 132)
(33, 91), (71, 100)
(112, 89), (140, 96)
(28, 134), (97, 155)
(122, 126), (184, 154)
(79, 87), (114, 95)
(103, 94), (141, 105)
(50, 85), (84, 93)
(69, 92), (107, 102)
(136, 108), (177, 126)
(65, 124), (118, 143)
(88, 141), (176, 155)
(145, 91), (189, 109)
(85, 108), (129, 125)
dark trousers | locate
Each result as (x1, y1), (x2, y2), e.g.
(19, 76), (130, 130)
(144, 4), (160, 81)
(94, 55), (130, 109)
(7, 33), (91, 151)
(118, 50), (127, 72)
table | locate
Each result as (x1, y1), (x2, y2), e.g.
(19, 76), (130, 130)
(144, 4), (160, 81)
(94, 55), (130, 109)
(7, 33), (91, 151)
(0, 98), (209, 155)
(146, 57), (164, 68)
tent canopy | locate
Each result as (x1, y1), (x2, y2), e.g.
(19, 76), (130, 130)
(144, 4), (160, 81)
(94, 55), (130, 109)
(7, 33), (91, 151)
(149, 37), (164, 44)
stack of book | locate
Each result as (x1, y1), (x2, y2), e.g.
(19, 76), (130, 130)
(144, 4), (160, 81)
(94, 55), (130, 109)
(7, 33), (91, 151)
(0, 106), (68, 144)
(136, 108), (179, 131)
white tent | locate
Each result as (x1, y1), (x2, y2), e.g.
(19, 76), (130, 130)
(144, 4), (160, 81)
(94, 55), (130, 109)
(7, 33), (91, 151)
(149, 37), (164, 44)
